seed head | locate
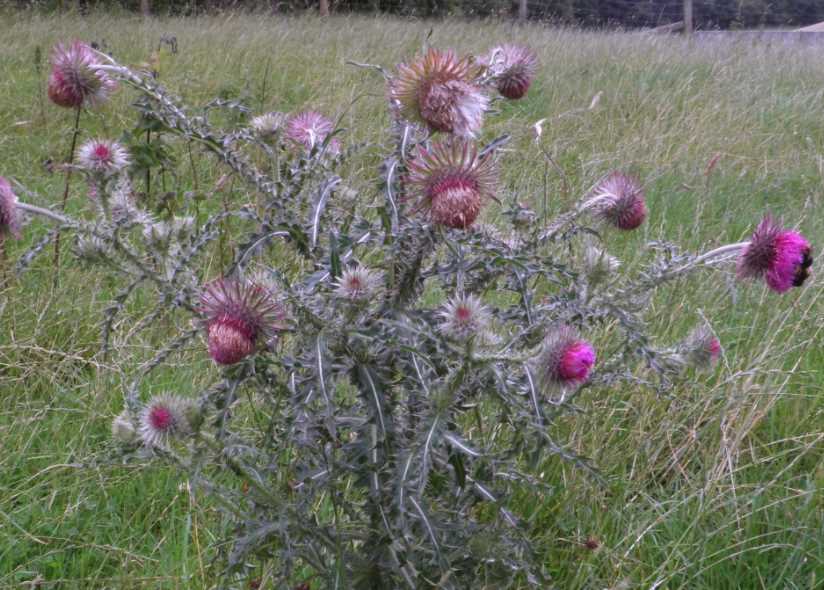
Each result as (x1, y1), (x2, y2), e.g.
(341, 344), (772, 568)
(0, 176), (21, 241)
(581, 244), (620, 285)
(737, 216), (812, 293)
(390, 48), (488, 138)
(200, 278), (286, 365)
(285, 111), (340, 154)
(536, 325), (596, 393)
(334, 266), (382, 303)
(139, 394), (195, 448)
(483, 44), (537, 100)
(77, 138), (130, 177)
(47, 41), (116, 109)
(591, 172), (647, 231)
(439, 294), (492, 342)
(406, 138), (497, 229)
(251, 111), (287, 140)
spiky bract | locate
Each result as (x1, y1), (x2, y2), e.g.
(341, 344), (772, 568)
(200, 278), (285, 365)
(406, 139), (497, 229)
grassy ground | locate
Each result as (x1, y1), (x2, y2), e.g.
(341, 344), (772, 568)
(1, 10), (822, 589)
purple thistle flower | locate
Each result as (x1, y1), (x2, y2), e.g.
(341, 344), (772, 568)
(0, 176), (21, 241)
(406, 138), (497, 230)
(439, 294), (492, 342)
(200, 278), (286, 365)
(285, 111), (340, 154)
(77, 138), (130, 177)
(47, 41), (116, 109)
(483, 44), (538, 100)
(139, 394), (195, 448)
(536, 325), (596, 392)
(390, 48), (488, 138)
(334, 266), (382, 303)
(590, 172), (647, 231)
(737, 217), (812, 293)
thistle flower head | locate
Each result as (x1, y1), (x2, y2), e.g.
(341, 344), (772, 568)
(390, 49), (488, 138)
(47, 41), (116, 109)
(200, 278), (286, 365)
(143, 216), (194, 250)
(483, 44), (538, 100)
(406, 138), (497, 229)
(139, 394), (195, 448)
(590, 172), (647, 231)
(77, 139), (130, 177)
(737, 217), (812, 293)
(0, 176), (21, 241)
(439, 294), (492, 342)
(111, 411), (138, 444)
(536, 325), (596, 392)
(581, 244), (620, 285)
(285, 111), (340, 154)
(682, 325), (722, 369)
(251, 111), (287, 140)
(334, 266), (382, 303)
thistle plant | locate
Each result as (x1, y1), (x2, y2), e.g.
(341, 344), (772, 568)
(4, 42), (814, 588)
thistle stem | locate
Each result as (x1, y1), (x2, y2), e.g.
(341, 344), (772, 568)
(52, 105), (82, 287)
(17, 201), (71, 224)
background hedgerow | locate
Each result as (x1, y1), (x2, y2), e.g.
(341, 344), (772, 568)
(0, 12), (822, 590)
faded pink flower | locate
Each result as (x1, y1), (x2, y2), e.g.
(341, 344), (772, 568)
(737, 217), (812, 293)
(285, 111), (340, 154)
(139, 394), (194, 448)
(439, 294), (491, 341)
(47, 41), (116, 109)
(683, 325), (722, 369)
(390, 48), (488, 138)
(536, 325), (596, 392)
(0, 176), (21, 241)
(590, 172), (647, 230)
(406, 138), (497, 229)
(200, 278), (286, 365)
(334, 266), (382, 302)
(483, 44), (538, 100)
(77, 138), (130, 177)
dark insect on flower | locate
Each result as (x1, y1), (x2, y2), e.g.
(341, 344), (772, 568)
(200, 278), (286, 365)
(390, 48), (488, 138)
(406, 138), (497, 229)
(0, 176), (21, 241)
(737, 216), (812, 293)
(482, 44), (538, 100)
(590, 172), (647, 231)
(47, 41), (116, 109)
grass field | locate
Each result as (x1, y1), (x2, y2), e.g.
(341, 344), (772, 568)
(0, 10), (822, 589)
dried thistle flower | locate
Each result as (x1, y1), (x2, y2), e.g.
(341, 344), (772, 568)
(390, 48), (488, 138)
(737, 216), (812, 293)
(439, 294), (492, 342)
(483, 44), (538, 100)
(681, 325), (722, 370)
(334, 266), (382, 303)
(406, 138), (497, 229)
(0, 176), (21, 241)
(200, 278), (286, 365)
(77, 138), (130, 177)
(250, 111), (287, 140)
(582, 244), (620, 285)
(47, 41), (116, 109)
(285, 111), (340, 154)
(139, 394), (195, 448)
(535, 325), (596, 393)
(590, 172), (647, 231)
(111, 410), (138, 444)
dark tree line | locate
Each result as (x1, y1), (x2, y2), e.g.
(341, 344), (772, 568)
(9, 0), (824, 29)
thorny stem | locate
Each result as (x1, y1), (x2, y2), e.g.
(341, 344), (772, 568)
(52, 105), (82, 287)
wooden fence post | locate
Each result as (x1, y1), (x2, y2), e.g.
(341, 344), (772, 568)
(684, 0), (693, 35)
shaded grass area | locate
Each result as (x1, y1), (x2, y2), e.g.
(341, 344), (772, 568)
(0, 11), (822, 589)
